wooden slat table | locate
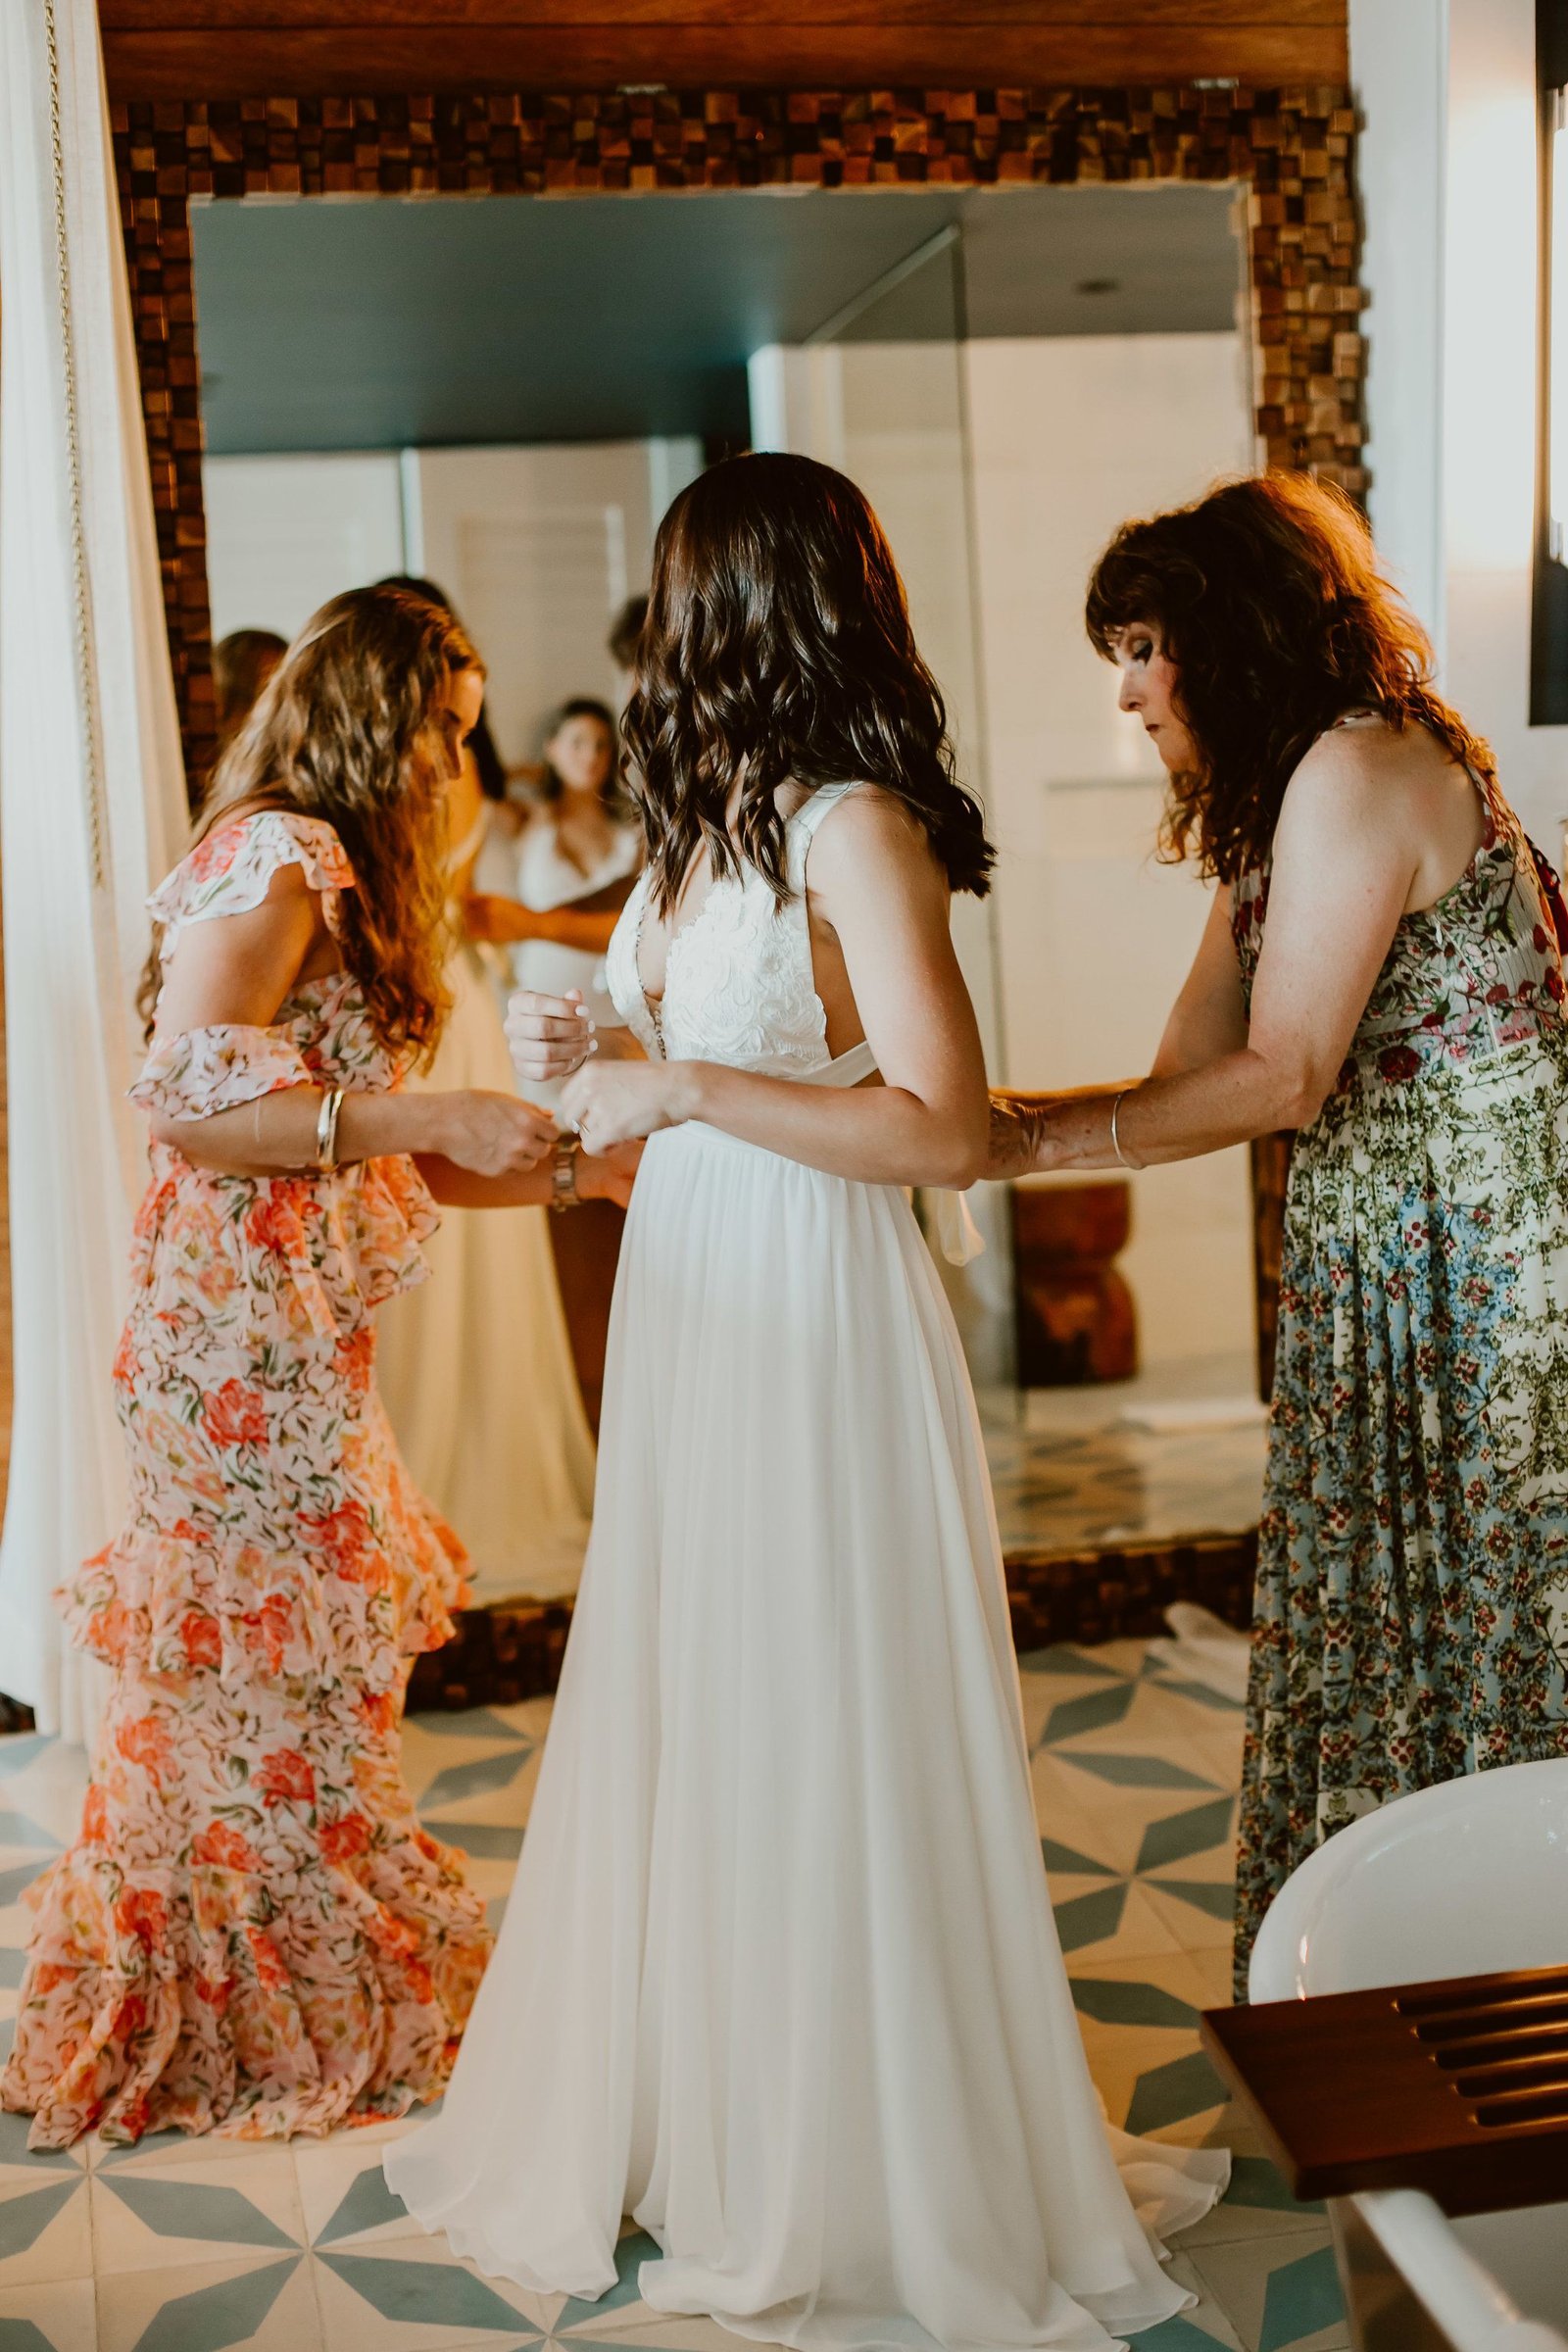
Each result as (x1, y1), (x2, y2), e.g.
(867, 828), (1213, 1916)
(1201, 1965), (1568, 2218)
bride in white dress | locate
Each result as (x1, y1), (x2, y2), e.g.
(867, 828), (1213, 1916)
(385, 454), (1227, 2351)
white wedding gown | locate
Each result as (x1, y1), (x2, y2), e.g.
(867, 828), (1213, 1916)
(385, 784), (1229, 2351)
(376, 807), (595, 1601)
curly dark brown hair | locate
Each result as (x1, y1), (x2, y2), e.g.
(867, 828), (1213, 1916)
(145, 585), (478, 1058)
(622, 452), (993, 913)
(1085, 472), (1494, 884)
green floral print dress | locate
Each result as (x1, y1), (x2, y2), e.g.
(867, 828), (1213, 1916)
(1233, 753), (1568, 1994)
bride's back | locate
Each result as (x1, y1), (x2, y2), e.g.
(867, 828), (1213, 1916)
(606, 779), (880, 1082)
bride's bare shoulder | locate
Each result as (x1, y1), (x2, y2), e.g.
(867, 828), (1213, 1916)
(804, 788), (948, 921)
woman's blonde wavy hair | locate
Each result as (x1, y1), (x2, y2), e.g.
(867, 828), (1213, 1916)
(146, 584), (480, 1058)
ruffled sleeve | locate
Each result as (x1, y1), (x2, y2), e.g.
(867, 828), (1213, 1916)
(135, 812), (358, 1121)
(129, 1024), (317, 1122)
(147, 809), (356, 951)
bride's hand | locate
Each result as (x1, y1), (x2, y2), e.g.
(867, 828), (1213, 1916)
(561, 1060), (691, 1153)
(506, 988), (597, 1086)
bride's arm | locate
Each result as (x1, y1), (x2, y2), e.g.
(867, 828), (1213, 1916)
(560, 796), (989, 1189)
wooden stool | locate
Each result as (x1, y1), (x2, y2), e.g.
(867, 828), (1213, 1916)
(1010, 1178), (1136, 1387)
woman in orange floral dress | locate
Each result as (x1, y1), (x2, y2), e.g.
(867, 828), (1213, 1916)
(0, 586), (635, 2149)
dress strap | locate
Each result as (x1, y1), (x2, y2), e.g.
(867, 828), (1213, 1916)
(790, 780), (864, 839)
(785, 782), (866, 896)
(803, 1040), (878, 1089)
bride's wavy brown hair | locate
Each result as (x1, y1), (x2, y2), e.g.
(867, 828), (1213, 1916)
(146, 585), (478, 1056)
(1085, 472), (1495, 885)
(622, 452), (993, 911)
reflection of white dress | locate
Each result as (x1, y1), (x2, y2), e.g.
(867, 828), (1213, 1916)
(481, 809), (642, 1102)
(387, 785), (1226, 2351)
(376, 810), (595, 1605)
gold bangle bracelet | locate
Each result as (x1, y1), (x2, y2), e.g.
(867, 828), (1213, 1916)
(316, 1086), (345, 1173)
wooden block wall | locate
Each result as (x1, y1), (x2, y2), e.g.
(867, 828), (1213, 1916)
(111, 81), (1366, 796)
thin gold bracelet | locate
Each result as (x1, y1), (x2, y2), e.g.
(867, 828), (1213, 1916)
(1109, 1089), (1142, 1171)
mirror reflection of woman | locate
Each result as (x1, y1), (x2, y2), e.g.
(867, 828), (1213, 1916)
(370, 581), (598, 1603)
(468, 698), (644, 1101)
(988, 474), (1568, 1995)
(0, 586), (632, 2150)
(388, 454), (1227, 2348)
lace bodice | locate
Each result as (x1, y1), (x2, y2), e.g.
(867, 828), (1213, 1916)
(605, 782), (877, 1081)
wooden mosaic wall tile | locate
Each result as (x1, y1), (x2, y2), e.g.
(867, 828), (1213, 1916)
(111, 82), (1365, 796)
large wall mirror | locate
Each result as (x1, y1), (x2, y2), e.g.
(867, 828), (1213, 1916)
(119, 88), (1364, 1689)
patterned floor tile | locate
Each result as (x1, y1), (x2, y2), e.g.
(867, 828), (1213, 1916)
(420, 1821), (525, 1863)
(1189, 2230), (1345, 2352)
(1072, 2025), (1188, 2135)
(1045, 1686), (1227, 1766)
(1185, 1730), (1249, 1792)
(1177, 2157), (1324, 2249)
(405, 1709), (536, 1750)
(1128, 2251), (1245, 2349)
(417, 1748), (534, 1814)
(1035, 1755), (1221, 1845)
(1136, 1799), (1238, 1879)
(0, 2272), (96, 2352)
(990, 1375), (1265, 1554)
(296, 2138), (425, 2250)
(1069, 1949), (1220, 2030)
(311, 2235), (542, 2347)
(1142, 1883), (1239, 1958)
(563, 2321), (759, 2352)
(0, 2169), (92, 2288)
(1052, 1881), (1188, 1966)
(1184, 1945), (1239, 2001)
(0, 2115), (87, 2178)
(90, 2150), (306, 2276)
(88, 2123), (306, 2174)
(1124, 2049), (1231, 2143)
(0, 1625), (1274, 2347)
(96, 2249), (321, 2352)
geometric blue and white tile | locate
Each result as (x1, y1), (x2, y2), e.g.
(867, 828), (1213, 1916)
(0, 1642), (1345, 2352)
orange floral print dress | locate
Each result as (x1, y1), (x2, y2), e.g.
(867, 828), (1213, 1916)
(0, 810), (493, 2150)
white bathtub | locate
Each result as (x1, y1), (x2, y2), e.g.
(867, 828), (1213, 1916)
(1249, 1759), (1568, 2349)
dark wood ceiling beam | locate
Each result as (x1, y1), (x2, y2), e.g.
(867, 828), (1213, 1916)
(99, 2), (1348, 98)
(98, 0), (1346, 25)
(102, 32), (1351, 97)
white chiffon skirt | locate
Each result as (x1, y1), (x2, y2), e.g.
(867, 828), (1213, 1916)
(376, 940), (595, 1602)
(385, 1121), (1228, 2351)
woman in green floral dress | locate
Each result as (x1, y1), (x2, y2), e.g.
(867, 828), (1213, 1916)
(988, 473), (1568, 1994)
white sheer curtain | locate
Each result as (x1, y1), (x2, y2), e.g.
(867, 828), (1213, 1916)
(0, 0), (189, 1738)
